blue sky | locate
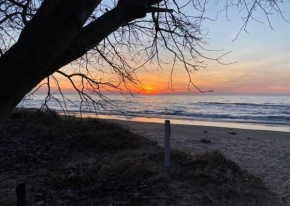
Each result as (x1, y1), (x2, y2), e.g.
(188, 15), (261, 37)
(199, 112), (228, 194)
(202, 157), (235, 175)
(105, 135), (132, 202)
(183, 1), (290, 94)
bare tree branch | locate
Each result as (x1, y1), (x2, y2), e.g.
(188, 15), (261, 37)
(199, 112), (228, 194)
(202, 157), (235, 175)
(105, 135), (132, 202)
(0, 0), (288, 119)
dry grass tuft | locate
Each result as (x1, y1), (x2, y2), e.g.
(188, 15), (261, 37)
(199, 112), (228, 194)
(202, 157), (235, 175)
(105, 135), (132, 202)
(0, 110), (283, 206)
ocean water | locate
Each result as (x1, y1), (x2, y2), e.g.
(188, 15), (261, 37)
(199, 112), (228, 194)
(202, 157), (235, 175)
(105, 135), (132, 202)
(19, 94), (290, 130)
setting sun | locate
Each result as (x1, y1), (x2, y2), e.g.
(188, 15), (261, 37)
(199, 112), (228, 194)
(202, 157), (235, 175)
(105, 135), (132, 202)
(144, 86), (154, 94)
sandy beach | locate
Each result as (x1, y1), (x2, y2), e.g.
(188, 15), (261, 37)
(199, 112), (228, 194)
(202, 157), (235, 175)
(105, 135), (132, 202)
(110, 119), (290, 202)
(1, 110), (288, 205)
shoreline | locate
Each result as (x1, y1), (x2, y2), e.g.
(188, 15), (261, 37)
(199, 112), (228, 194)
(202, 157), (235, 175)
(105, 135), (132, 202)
(75, 113), (290, 133)
(106, 118), (290, 201)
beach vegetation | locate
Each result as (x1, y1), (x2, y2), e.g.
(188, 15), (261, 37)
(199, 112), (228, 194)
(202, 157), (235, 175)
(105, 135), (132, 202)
(0, 110), (283, 205)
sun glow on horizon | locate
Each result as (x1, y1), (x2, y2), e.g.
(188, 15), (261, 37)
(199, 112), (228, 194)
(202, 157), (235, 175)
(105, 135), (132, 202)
(34, 14), (290, 97)
(143, 86), (154, 95)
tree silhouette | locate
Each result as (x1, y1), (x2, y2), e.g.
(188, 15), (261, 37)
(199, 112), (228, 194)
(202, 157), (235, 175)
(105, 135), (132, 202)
(0, 0), (287, 121)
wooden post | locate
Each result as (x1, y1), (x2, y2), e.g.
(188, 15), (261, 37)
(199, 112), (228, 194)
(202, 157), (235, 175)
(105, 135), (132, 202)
(164, 120), (171, 168)
(16, 183), (26, 206)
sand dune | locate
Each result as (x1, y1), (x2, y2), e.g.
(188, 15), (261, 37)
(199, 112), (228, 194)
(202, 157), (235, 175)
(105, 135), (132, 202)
(111, 120), (290, 203)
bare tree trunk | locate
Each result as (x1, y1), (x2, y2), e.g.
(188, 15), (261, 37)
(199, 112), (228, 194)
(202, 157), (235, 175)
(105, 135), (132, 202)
(0, 43), (47, 121)
(0, 0), (100, 122)
(0, 0), (159, 122)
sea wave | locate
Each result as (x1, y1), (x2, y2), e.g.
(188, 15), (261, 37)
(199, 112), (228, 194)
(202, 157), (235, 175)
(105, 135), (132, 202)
(55, 108), (290, 125)
(127, 110), (290, 123)
(19, 95), (290, 126)
(195, 102), (290, 108)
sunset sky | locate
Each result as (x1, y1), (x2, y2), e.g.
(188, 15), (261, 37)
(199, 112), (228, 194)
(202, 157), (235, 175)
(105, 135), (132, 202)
(46, 1), (290, 95)
(135, 2), (290, 95)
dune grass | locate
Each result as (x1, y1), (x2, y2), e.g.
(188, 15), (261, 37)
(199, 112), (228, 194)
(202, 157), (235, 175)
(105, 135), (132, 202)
(0, 110), (284, 206)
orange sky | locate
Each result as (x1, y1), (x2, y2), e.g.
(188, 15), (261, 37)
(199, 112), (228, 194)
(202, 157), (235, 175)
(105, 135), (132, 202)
(40, 54), (290, 95)
(24, 0), (290, 96)
(36, 7), (290, 96)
